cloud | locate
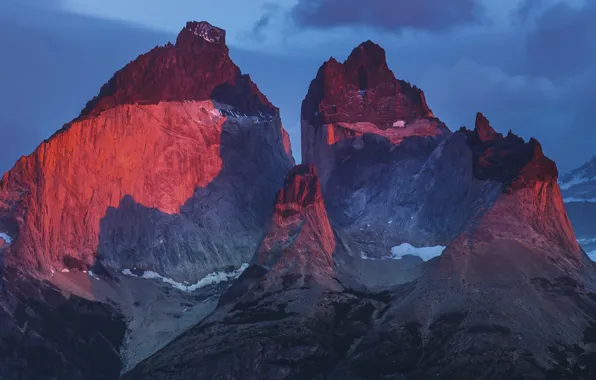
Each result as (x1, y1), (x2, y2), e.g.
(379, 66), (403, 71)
(290, 0), (484, 33)
(251, 3), (282, 40)
(511, 0), (550, 23)
(525, 1), (596, 79)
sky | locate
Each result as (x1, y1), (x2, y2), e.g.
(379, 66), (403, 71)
(0, 0), (594, 175)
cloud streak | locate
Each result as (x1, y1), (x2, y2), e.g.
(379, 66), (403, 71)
(290, 0), (484, 33)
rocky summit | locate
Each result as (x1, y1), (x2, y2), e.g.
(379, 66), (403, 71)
(2, 21), (596, 380)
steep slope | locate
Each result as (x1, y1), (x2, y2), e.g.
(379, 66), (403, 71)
(0, 21), (294, 380)
(252, 164), (340, 292)
(0, 21), (294, 283)
(560, 157), (596, 259)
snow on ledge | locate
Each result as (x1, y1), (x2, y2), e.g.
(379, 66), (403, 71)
(390, 243), (446, 261)
(0, 232), (13, 245)
(563, 197), (596, 203)
(360, 243), (446, 261)
(122, 264), (249, 292)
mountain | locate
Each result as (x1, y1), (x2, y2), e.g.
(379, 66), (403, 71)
(122, 41), (596, 380)
(0, 21), (294, 378)
(560, 157), (596, 259)
(0, 20), (294, 282)
(2, 21), (595, 380)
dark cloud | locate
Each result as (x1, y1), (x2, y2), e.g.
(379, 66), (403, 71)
(525, 1), (596, 79)
(290, 0), (484, 32)
(516, 0), (596, 170)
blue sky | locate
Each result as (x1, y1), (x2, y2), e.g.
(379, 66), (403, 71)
(1, 0), (594, 174)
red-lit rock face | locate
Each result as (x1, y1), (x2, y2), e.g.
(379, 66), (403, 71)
(0, 22), (294, 280)
(256, 164), (338, 290)
(0, 101), (224, 272)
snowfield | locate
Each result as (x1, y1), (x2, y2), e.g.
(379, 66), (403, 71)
(361, 243), (446, 261)
(0, 232), (13, 244)
(391, 243), (446, 261)
(564, 197), (596, 203)
(122, 264), (249, 292)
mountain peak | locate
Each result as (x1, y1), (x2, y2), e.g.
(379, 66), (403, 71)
(255, 164), (338, 290)
(301, 41), (434, 129)
(76, 21), (275, 120)
(464, 113), (558, 187)
(176, 21), (226, 46)
(474, 112), (503, 143)
(344, 40), (392, 77)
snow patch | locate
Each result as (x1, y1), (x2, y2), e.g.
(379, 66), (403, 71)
(61, 268), (70, 273)
(392, 120), (406, 128)
(0, 232), (12, 244)
(559, 167), (596, 190)
(360, 243), (446, 261)
(188, 22), (223, 43)
(121, 264), (249, 292)
(391, 243), (446, 261)
(563, 197), (596, 203)
(88, 270), (100, 280)
(588, 250), (596, 261)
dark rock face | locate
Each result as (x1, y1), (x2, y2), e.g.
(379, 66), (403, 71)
(124, 244), (596, 380)
(0, 268), (126, 380)
(465, 113), (558, 189)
